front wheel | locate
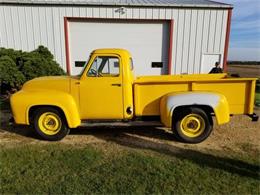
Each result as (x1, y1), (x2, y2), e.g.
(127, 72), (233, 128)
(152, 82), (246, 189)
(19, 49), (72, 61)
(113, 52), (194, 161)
(33, 107), (70, 141)
(173, 107), (213, 143)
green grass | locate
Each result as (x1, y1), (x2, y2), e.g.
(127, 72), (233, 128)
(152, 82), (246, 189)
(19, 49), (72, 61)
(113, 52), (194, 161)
(1, 144), (259, 194)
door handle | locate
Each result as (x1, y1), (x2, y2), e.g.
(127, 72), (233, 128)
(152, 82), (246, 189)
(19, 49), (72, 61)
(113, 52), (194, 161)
(111, 83), (121, 87)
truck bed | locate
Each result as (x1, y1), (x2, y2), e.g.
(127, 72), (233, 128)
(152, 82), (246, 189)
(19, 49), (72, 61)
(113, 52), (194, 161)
(133, 73), (257, 116)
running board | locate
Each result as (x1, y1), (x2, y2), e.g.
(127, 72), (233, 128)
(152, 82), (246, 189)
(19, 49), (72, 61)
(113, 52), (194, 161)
(80, 121), (163, 127)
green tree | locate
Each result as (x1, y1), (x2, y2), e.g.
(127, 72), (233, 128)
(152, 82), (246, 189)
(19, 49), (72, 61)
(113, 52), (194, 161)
(0, 56), (26, 93)
(0, 46), (65, 94)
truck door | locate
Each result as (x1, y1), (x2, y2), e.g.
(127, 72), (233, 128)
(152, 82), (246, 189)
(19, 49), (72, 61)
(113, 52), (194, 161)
(79, 55), (123, 119)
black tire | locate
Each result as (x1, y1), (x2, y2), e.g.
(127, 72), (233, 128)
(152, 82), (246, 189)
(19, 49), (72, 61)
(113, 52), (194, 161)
(172, 107), (213, 143)
(33, 107), (70, 141)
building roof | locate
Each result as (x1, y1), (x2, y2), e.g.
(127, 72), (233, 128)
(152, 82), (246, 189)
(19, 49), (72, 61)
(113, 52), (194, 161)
(0, 0), (233, 8)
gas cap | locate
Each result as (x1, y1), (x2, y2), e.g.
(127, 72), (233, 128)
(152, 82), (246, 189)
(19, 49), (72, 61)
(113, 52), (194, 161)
(126, 107), (133, 115)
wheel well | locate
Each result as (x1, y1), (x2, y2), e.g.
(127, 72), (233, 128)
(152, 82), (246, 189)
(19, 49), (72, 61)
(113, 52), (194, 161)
(172, 105), (214, 119)
(29, 105), (67, 125)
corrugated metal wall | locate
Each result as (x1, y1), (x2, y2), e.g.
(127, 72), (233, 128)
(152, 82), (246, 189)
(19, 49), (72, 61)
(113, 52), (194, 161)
(0, 5), (228, 74)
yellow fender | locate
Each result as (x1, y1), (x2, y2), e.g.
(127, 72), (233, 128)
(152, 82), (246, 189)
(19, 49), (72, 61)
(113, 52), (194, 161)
(10, 90), (81, 128)
(160, 91), (230, 127)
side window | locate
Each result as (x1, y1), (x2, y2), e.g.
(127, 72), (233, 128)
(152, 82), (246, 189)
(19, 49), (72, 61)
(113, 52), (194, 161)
(87, 56), (120, 77)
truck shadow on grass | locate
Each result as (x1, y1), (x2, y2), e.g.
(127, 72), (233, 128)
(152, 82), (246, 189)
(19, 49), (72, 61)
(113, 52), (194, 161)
(71, 127), (260, 180)
(0, 110), (37, 139)
(1, 117), (174, 142)
(0, 123), (37, 139)
(71, 126), (175, 142)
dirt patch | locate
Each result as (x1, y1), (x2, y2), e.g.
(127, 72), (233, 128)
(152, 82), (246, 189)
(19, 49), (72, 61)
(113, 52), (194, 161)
(228, 65), (260, 78)
(1, 108), (259, 156)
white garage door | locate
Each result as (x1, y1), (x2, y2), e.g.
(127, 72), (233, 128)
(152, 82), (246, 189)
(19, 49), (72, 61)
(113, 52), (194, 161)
(68, 20), (169, 76)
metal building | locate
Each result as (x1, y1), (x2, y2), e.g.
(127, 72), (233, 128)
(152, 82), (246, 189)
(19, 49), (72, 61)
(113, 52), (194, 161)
(0, 0), (232, 76)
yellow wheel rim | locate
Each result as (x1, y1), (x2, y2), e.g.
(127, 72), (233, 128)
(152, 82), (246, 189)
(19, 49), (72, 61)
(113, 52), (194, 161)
(180, 114), (205, 138)
(38, 112), (61, 135)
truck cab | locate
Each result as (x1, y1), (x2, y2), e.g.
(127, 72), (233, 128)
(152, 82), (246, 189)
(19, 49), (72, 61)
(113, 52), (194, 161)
(71, 49), (135, 120)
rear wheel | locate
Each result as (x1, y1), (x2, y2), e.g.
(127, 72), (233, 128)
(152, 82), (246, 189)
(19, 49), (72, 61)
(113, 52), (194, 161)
(173, 107), (213, 143)
(33, 107), (69, 141)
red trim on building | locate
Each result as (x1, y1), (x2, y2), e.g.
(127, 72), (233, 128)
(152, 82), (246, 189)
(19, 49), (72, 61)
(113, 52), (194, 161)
(65, 16), (171, 23)
(64, 17), (173, 75)
(64, 17), (71, 75)
(223, 9), (232, 72)
(168, 20), (174, 75)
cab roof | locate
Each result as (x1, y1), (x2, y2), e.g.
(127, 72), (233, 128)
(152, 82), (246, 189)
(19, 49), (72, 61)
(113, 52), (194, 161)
(92, 48), (132, 57)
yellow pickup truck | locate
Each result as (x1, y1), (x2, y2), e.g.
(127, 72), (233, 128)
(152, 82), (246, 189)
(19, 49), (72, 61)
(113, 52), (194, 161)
(10, 49), (258, 143)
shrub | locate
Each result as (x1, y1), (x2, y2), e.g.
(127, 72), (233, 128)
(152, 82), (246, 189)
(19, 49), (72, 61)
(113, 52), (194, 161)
(0, 48), (23, 63)
(20, 49), (65, 81)
(0, 46), (65, 94)
(0, 56), (26, 94)
(33, 45), (54, 60)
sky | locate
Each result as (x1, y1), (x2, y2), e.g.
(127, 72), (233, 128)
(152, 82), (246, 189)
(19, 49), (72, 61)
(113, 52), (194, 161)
(220, 0), (260, 61)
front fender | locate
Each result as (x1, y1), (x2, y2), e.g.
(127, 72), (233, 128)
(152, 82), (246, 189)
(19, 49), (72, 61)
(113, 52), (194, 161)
(160, 91), (230, 127)
(10, 90), (81, 128)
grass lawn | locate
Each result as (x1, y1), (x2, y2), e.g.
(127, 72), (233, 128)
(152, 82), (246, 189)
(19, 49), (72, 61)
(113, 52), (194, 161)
(1, 144), (259, 194)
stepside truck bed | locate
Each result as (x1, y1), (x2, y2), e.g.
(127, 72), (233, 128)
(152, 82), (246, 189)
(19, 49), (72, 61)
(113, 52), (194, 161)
(134, 73), (257, 116)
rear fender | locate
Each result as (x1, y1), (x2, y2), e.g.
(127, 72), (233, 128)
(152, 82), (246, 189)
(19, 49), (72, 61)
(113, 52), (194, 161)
(160, 92), (230, 127)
